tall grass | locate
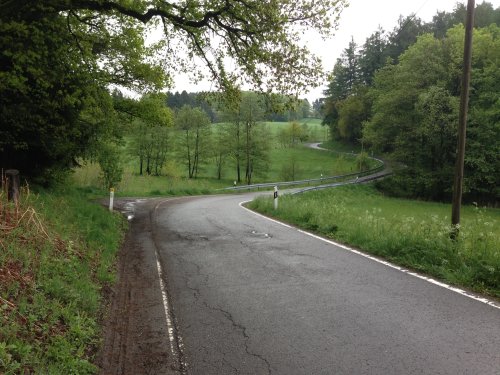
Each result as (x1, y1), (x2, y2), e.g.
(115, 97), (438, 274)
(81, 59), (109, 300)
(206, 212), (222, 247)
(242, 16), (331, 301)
(248, 184), (500, 297)
(0, 185), (126, 373)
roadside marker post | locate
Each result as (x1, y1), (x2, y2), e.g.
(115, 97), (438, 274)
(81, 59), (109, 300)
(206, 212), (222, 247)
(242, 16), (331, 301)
(109, 187), (115, 212)
(5, 169), (20, 204)
(273, 186), (278, 210)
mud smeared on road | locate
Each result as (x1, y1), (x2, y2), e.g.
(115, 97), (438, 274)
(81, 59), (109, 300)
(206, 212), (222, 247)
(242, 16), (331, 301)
(96, 198), (185, 375)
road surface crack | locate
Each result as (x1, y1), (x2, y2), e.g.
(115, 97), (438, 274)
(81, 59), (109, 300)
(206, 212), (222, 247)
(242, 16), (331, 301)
(204, 303), (272, 374)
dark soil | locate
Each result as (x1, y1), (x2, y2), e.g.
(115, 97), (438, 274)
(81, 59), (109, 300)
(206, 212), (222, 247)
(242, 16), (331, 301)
(96, 198), (183, 375)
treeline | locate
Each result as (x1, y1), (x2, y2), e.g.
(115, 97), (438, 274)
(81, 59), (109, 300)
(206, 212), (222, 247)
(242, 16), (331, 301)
(321, 2), (499, 203)
(165, 90), (313, 122)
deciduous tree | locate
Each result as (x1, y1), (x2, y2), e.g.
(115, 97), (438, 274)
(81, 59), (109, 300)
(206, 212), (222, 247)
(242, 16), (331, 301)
(0, 0), (346, 181)
(175, 106), (211, 179)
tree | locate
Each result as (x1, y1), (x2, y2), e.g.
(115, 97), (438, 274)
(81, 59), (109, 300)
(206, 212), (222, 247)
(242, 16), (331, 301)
(312, 98), (324, 118)
(365, 25), (500, 202)
(386, 15), (428, 61)
(2, 0), (347, 93)
(166, 91), (218, 122)
(300, 99), (312, 119)
(336, 88), (371, 144)
(322, 39), (363, 141)
(278, 121), (307, 148)
(222, 92), (270, 184)
(363, 33), (447, 153)
(0, 2), (165, 181)
(97, 142), (124, 189)
(462, 24), (500, 203)
(211, 123), (232, 180)
(358, 27), (388, 85)
(1, 0), (346, 181)
(239, 93), (268, 184)
(429, 2), (500, 38)
(126, 94), (173, 175)
(175, 106), (211, 179)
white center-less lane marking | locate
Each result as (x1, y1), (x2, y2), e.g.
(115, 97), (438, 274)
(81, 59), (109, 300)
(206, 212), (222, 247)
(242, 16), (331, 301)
(154, 252), (176, 354)
(153, 200), (179, 356)
(239, 200), (500, 310)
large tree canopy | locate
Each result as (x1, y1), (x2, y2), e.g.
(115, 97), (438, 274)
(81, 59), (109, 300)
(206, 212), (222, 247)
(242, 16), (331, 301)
(0, 0), (346, 93)
(0, 0), (346, 180)
(1, 0), (347, 94)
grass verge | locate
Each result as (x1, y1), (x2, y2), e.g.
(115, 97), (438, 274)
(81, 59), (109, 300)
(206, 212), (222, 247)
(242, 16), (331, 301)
(0, 186), (126, 374)
(247, 184), (499, 298)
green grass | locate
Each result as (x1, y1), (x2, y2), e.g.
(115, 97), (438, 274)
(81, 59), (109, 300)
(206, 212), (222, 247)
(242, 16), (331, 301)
(248, 184), (500, 298)
(72, 162), (235, 197)
(318, 139), (363, 154)
(263, 119), (329, 142)
(72, 142), (361, 196)
(0, 186), (126, 373)
(265, 146), (358, 182)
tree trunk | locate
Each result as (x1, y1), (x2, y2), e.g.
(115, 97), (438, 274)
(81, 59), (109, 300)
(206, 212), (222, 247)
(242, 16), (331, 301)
(217, 153), (222, 180)
(236, 120), (241, 182)
(245, 120), (251, 185)
(193, 128), (200, 178)
(186, 130), (192, 178)
(146, 155), (151, 175)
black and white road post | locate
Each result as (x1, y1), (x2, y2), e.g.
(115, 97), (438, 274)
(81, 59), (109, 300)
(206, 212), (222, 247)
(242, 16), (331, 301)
(109, 187), (114, 212)
(273, 186), (278, 210)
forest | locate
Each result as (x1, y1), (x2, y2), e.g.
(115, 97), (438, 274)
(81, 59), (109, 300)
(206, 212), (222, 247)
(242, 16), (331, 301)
(321, 1), (499, 204)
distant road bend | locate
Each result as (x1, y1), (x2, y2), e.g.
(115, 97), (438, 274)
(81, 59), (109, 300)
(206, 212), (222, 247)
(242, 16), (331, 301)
(99, 193), (500, 375)
(220, 142), (391, 194)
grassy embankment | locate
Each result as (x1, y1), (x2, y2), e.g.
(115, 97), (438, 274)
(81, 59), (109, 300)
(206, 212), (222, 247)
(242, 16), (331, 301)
(0, 186), (126, 373)
(248, 184), (500, 298)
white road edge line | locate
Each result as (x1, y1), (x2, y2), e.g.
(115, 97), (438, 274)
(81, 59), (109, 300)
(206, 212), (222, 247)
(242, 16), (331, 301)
(155, 254), (176, 354)
(239, 200), (500, 310)
(153, 200), (178, 356)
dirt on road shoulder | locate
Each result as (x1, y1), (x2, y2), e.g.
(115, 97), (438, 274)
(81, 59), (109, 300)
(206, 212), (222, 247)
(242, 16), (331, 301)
(95, 198), (183, 375)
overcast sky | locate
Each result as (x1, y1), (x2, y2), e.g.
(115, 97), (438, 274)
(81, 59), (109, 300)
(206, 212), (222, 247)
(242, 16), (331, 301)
(171, 0), (500, 102)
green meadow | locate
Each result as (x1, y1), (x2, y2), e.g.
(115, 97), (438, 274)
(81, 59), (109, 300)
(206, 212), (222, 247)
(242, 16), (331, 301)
(72, 119), (358, 196)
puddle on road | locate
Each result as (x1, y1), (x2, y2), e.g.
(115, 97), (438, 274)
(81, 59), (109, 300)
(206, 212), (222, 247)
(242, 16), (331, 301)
(119, 199), (147, 221)
(250, 230), (271, 239)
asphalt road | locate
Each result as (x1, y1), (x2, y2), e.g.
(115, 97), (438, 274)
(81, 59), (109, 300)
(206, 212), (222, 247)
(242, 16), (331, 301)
(147, 193), (500, 375)
(101, 193), (500, 374)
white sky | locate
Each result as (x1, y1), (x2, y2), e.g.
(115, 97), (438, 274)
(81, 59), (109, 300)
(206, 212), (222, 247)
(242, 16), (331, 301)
(170, 0), (500, 102)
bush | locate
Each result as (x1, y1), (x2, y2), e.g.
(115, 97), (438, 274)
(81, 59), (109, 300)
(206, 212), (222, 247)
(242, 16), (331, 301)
(97, 143), (123, 189)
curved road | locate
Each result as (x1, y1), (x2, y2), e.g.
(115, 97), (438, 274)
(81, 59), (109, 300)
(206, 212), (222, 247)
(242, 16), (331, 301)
(100, 193), (500, 374)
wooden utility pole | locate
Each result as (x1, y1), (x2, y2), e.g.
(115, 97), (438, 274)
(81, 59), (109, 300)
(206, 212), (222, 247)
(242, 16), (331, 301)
(451, 0), (475, 239)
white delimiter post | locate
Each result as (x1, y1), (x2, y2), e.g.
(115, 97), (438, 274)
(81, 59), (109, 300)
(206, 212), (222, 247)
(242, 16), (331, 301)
(273, 186), (278, 210)
(109, 187), (115, 212)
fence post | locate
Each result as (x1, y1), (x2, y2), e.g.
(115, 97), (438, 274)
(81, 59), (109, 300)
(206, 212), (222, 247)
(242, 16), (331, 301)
(5, 169), (20, 204)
